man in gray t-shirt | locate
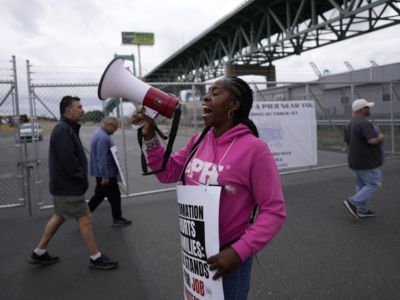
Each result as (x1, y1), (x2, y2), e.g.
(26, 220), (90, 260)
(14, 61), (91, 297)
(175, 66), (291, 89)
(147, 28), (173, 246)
(343, 99), (384, 220)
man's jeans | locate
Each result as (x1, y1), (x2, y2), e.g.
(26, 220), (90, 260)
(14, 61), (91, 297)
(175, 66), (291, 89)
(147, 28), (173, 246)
(349, 168), (381, 213)
(223, 256), (253, 300)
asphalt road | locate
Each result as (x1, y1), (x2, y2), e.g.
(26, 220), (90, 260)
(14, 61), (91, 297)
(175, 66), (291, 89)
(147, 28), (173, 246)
(1, 157), (399, 300)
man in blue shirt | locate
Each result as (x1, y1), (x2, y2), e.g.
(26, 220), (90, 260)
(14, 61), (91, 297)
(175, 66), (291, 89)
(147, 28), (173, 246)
(88, 116), (131, 226)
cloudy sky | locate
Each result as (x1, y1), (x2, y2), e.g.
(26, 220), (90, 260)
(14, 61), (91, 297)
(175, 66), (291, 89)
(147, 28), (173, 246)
(1, 0), (248, 80)
(1, 0), (400, 103)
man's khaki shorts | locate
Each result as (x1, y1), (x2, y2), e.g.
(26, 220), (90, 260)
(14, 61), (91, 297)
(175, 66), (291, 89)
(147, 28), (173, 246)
(53, 195), (89, 219)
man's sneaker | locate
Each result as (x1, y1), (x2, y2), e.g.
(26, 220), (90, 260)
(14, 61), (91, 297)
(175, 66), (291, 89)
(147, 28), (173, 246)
(357, 210), (376, 218)
(343, 200), (360, 220)
(28, 252), (60, 265)
(89, 254), (118, 270)
(112, 217), (132, 226)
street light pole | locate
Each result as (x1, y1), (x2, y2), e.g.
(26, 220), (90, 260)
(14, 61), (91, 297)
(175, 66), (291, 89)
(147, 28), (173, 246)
(137, 45), (142, 77)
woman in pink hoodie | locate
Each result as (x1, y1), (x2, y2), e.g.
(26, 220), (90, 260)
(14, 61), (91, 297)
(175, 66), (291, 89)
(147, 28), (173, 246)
(135, 76), (286, 300)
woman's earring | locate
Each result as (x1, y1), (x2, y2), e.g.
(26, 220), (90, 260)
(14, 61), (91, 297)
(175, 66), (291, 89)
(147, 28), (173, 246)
(228, 110), (234, 120)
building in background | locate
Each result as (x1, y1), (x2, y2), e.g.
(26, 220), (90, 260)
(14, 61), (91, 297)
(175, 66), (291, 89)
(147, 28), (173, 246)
(255, 62), (400, 120)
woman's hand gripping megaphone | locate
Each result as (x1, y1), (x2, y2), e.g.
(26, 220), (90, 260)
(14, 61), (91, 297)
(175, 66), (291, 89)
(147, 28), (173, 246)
(132, 100), (182, 175)
(131, 106), (168, 141)
(131, 106), (163, 140)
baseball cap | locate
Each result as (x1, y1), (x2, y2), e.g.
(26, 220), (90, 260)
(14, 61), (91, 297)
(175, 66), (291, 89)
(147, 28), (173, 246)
(352, 98), (374, 112)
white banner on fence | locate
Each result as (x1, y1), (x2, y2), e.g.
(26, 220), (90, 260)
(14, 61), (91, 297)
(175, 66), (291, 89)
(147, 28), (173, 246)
(251, 100), (317, 170)
(110, 145), (127, 188)
(177, 185), (224, 300)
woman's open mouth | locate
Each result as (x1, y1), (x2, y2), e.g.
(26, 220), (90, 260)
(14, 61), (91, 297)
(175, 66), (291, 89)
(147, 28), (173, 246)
(202, 105), (213, 117)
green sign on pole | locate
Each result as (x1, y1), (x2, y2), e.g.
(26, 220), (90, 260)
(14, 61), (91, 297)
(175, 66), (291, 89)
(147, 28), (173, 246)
(121, 32), (155, 45)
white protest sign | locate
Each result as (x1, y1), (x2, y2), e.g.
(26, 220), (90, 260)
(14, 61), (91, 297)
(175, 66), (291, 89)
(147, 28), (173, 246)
(177, 185), (224, 300)
(110, 145), (127, 188)
(251, 100), (317, 170)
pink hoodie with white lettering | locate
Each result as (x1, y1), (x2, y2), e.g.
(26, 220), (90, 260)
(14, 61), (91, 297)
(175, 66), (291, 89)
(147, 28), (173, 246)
(146, 123), (286, 261)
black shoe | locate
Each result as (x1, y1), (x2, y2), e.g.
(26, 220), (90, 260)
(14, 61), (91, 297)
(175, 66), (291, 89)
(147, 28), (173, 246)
(112, 217), (132, 226)
(357, 210), (376, 218)
(28, 252), (60, 265)
(343, 200), (359, 220)
(89, 254), (118, 270)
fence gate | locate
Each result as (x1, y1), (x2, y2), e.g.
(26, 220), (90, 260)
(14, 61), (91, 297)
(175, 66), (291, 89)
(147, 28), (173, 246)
(22, 61), (207, 211)
(0, 56), (27, 211)
(24, 59), (107, 211)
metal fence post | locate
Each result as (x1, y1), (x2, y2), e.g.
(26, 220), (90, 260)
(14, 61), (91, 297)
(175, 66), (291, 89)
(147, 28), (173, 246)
(11, 56), (27, 208)
(350, 83), (354, 101)
(17, 160), (38, 216)
(25, 60), (43, 207)
(305, 83), (309, 100)
(390, 82), (395, 155)
(11, 56), (19, 116)
(192, 84), (198, 132)
(119, 97), (130, 195)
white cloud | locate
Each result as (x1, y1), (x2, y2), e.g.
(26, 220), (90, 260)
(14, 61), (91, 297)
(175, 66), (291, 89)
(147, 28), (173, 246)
(0, 0), (243, 69)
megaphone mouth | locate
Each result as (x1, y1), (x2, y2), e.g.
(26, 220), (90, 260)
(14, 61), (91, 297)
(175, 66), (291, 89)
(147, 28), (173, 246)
(98, 57), (124, 100)
(97, 57), (179, 119)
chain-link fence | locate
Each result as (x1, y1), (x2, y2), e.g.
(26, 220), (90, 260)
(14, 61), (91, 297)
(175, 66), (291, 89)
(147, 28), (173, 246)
(0, 56), (25, 209)
(254, 81), (400, 156)
(25, 75), (212, 209)
(1, 58), (399, 213)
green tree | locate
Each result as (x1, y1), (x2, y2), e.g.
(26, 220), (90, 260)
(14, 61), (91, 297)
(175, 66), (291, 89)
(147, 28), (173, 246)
(83, 110), (104, 123)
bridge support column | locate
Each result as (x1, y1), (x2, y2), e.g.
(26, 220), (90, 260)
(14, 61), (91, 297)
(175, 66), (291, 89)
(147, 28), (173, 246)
(224, 63), (276, 87)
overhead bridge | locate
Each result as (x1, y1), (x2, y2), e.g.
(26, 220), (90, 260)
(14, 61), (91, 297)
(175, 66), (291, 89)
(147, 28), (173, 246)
(144, 0), (400, 83)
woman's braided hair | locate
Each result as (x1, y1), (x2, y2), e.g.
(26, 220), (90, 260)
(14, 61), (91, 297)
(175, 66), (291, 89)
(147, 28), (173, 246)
(223, 76), (259, 137)
(195, 76), (259, 146)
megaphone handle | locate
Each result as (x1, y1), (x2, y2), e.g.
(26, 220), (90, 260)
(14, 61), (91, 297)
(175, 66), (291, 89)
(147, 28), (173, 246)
(138, 106), (181, 176)
(137, 128), (147, 174)
(155, 125), (168, 140)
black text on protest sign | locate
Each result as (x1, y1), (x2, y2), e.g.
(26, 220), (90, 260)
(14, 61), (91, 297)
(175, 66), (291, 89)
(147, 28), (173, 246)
(178, 203), (210, 298)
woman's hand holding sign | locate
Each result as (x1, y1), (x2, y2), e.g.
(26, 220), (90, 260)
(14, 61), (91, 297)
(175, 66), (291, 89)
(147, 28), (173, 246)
(207, 247), (241, 280)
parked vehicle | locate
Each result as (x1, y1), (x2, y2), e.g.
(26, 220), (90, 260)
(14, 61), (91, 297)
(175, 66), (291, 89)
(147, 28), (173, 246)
(19, 122), (43, 141)
(180, 89), (201, 102)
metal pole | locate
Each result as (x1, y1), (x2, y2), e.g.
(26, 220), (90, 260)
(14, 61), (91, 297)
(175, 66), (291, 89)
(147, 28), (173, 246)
(390, 82), (395, 155)
(192, 84), (198, 132)
(18, 161), (37, 216)
(26, 166), (33, 216)
(12, 56), (26, 207)
(11, 56), (19, 116)
(305, 83), (309, 100)
(119, 98), (130, 195)
(26, 61), (34, 126)
(132, 53), (136, 76)
(138, 45), (142, 77)
(26, 60), (42, 209)
(350, 83), (354, 101)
